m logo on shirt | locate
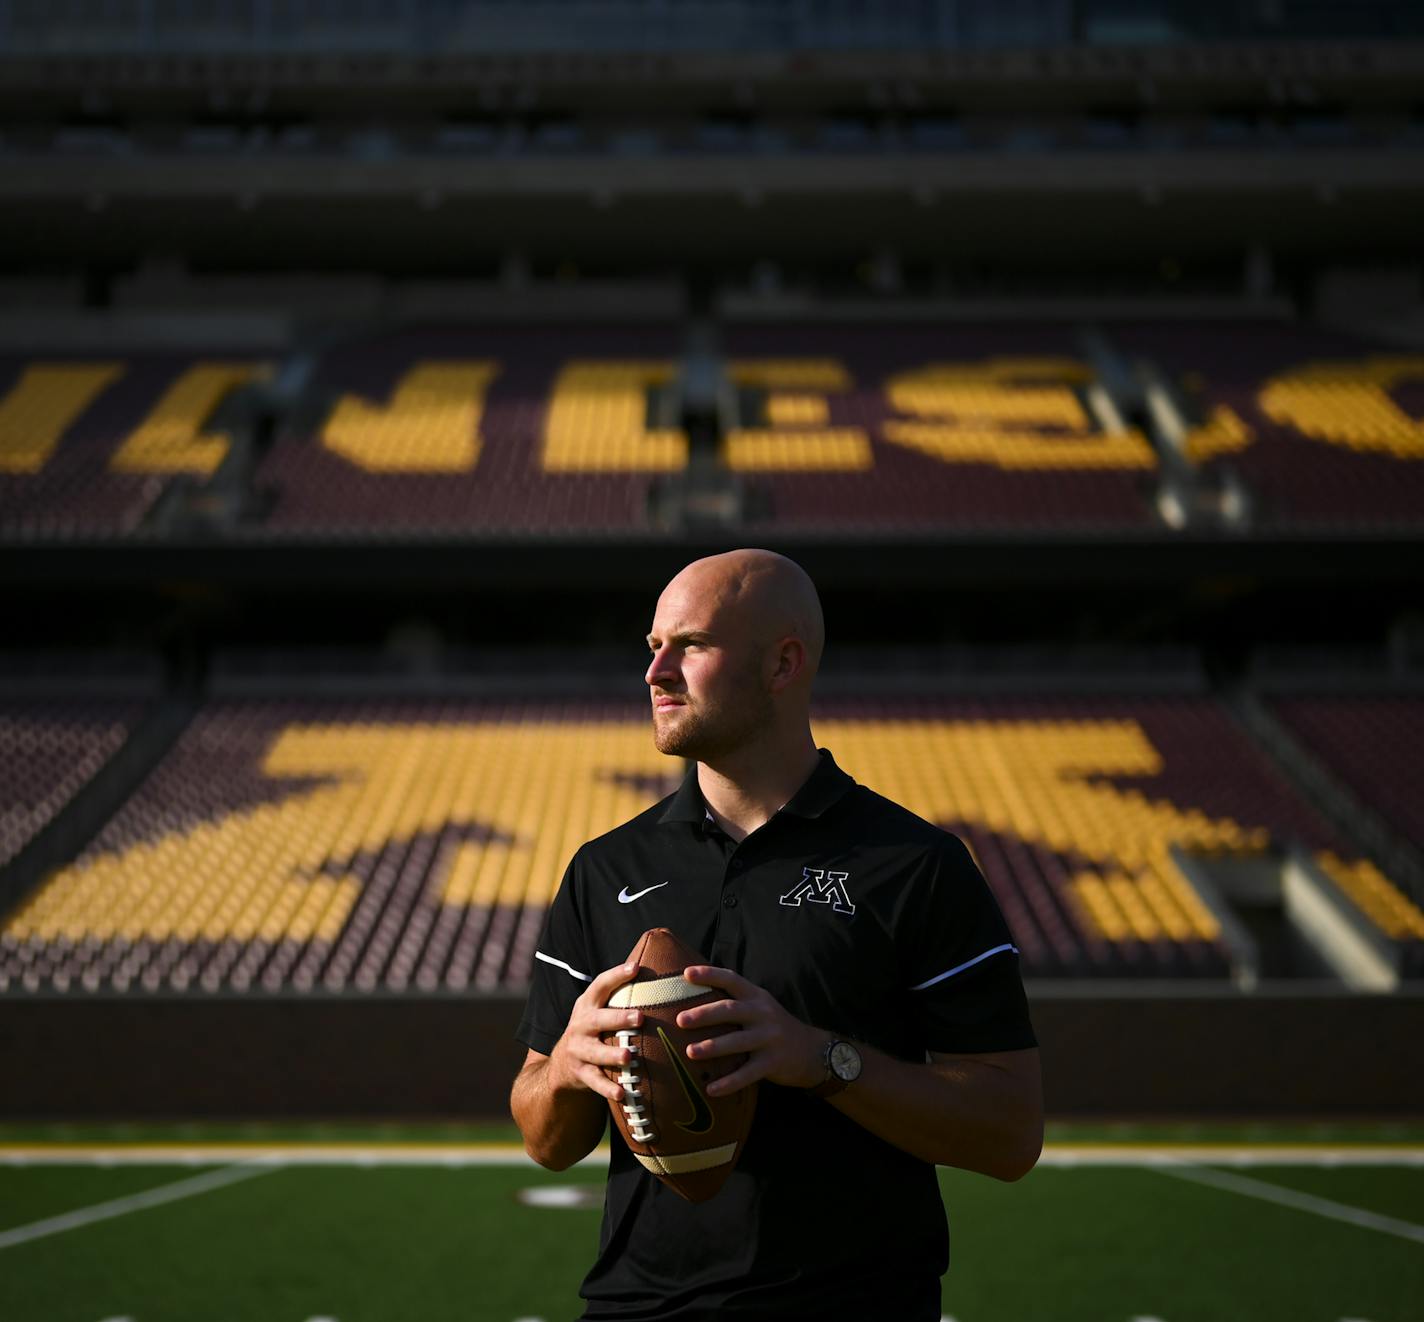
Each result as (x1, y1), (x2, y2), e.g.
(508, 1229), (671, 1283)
(779, 867), (855, 917)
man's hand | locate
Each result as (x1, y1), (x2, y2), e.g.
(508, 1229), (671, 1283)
(677, 965), (825, 1096)
(677, 965), (1042, 1179)
(512, 959), (648, 1170)
(547, 960), (645, 1102)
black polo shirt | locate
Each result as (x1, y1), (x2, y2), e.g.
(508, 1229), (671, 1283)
(517, 748), (1036, 1322)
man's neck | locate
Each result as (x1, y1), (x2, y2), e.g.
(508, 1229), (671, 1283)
(697, 736), (821, 843)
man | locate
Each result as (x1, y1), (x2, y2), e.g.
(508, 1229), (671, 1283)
(511, 548), (1042, 1320)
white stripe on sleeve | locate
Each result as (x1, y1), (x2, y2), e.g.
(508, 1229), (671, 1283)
(909, 942), (1019, 991)
(534, 950), (592, 983)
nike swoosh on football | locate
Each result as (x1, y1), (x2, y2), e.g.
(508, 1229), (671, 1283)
(618, 882), (670, 904)
(656, 1025), (715, 1135)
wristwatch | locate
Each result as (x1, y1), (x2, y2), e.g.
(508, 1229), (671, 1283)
(808, 1036), (862, 1098)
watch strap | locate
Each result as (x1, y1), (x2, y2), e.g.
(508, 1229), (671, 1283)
(808, 1072), (849, 1099)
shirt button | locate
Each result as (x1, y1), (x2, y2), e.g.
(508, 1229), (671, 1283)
(730, 857), (745, 872)
(722, 893), (738, 909)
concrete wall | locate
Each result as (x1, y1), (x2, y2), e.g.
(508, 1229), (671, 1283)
(2, 988), (1420, 1119)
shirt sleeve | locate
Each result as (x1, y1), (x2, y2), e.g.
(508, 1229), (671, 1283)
(900, 832), (1037, 1054)
(515, 848), (596, 1056)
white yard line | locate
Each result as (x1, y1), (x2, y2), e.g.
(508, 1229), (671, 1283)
(1039, 1145), (1424, 1167)
(2, 1144), (1420, 1257)
(0, 1144), (539, 1167)
(0, 1143), (1421, 1168)
(0, 1162), (274, 1251)
(1152, 1161), (1424, 1246)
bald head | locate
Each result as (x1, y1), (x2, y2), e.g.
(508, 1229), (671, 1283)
(664, 548), (824, 685)
(645, 549), (824, 761)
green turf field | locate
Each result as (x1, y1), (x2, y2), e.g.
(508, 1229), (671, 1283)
(2, 1124), (1420, 1322)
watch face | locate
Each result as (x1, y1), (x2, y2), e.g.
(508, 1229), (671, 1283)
(829, 1041), (862, 1083)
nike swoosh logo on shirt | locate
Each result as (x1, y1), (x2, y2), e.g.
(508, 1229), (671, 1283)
(618, 882), (669, 904)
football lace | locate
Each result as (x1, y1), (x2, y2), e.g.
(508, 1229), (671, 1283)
(615, 1029), (656, 1143)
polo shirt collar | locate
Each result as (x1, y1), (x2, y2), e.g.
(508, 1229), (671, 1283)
(657, 747), (854, 826)
(781, 748), (856, 818)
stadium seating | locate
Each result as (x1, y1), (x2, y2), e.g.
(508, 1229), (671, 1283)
(250, 323), (1160, 533)
(721, 324), (1158, 530)
(255, 326), (683, 534)
(7, 323), (1421, 537)
(1117, 322), (1424, 527)
(0, 699), (143, 872)
(1266, 695), (1424, 861)
(0, 353), (268, 537)
(5, 690), (1417, 994)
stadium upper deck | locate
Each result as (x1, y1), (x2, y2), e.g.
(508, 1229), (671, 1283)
(257, 325), (681, 536)
(1123, 321), (1424, 529)
(2, 318), (1420, 539)
(0, 352), (269, 537)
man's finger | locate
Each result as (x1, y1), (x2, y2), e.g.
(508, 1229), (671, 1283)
(578, 1063), (624, 1102)
(587, 1006), (642, 1033)
(704, 1059), (767, 1098)
(576, 1038), (634, 1069)
(675, 999), (746, 1029)
(583, 960), (639, 1006)
(686, 1028), (758, 1059)
(683, 964), (754, 997)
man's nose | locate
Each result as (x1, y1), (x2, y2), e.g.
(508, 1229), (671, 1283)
(645, 646), (678, 689)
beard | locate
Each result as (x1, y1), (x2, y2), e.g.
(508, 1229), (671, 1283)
(652, 673), (775, 762)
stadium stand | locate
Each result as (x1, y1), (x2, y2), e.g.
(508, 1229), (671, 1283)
(5, 688), (1419, 995)
(1, 0), (1422, 1136)
(1116, 322), (1424, 528)
(716, 322), (1158, 530)
(1266, 695), (1424, 860)
(6, 320), (1421, 539)
(0, 697), (679, 993)
(251, 321), (1160, 534)
(254, 326), (683, 534)
(0, 352), (270, 538)
(0, 699), (145, 872)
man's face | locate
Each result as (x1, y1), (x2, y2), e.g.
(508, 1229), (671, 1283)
(644, 571), (775, 761)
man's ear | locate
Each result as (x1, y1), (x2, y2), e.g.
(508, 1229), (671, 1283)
(768, 637), (806, 692)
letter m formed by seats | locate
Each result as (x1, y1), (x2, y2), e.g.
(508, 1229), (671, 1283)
(779, 867), (856, 916)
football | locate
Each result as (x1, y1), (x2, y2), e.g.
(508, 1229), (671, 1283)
(601, 927), (758, 1202)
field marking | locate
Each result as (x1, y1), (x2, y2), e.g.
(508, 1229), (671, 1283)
(0, 1143), (538, 1167)
(1153, 1161), (1424, 1245)
(1, 1143), (1423, 1167)
(1039, 1145), (1424, 1167)
(0, 1162), (274, 1251)
(516, 1185), (603, 1209)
